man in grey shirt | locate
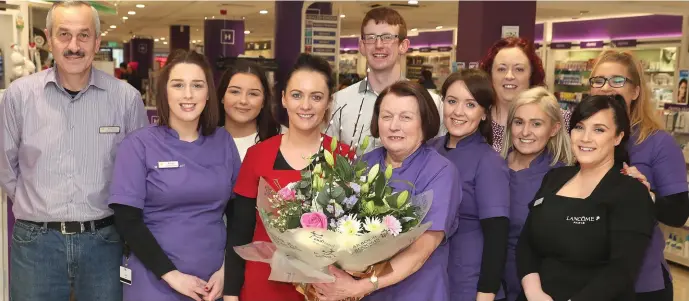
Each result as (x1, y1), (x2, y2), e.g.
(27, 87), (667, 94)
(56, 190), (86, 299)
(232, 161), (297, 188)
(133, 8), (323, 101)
(0, 1), (148, 300)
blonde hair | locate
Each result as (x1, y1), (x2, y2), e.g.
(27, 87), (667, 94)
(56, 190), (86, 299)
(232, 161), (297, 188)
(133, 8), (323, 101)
(591, 50), (663, 144)
(501, 87), (574, 166)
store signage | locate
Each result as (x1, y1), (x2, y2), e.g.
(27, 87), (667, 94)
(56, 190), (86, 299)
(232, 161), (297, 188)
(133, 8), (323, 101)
(408, 48), (416, 52)
(611, 39), (637, 48)
(501, 25), (519, 38)
(313, 31), (336, 37)
(437, 46), (452, 52)
(419, 47), (431, 53)
(107, 41), (118, 47)
(137, 43), (147, 54)
(312, 22), (337, 29)
(346, 50), (358, 54)
(313, 47), (335, 53)
(314, 39), (336, 45)
(220, 29), (235, 45)
(580, 41), (604, 49)
(550, 42), (572, 49)
(469, 62), (479, 69)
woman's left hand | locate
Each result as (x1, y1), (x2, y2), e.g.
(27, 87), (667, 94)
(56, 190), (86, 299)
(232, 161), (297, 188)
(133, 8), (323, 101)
(312, 266), (370, 301)
(204, 266), (224, 301)
(622, 163), (655, 201)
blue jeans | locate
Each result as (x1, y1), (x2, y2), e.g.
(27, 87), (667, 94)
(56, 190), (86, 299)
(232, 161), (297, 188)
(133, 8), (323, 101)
(10, 220), (123, 301)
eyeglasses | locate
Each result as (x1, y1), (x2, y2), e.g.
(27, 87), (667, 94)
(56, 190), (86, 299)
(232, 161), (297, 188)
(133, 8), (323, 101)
(589, 76), (634, 88)
(361, 34), (399, 44)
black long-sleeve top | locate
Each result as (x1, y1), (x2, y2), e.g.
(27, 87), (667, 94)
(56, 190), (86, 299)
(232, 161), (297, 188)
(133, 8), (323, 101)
(516, 165), (655, 301)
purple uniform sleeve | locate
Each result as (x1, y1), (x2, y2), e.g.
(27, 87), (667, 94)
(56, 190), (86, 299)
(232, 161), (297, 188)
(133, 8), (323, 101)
(108, 135), (147, 209)
(651, 133), (688, 196)
(423, 163), (462, 238)
(475, 150), (510, 220)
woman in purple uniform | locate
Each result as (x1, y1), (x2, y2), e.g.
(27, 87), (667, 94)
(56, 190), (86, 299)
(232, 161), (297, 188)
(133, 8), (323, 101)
(589, 50), (689, 301)
(429, 69), (510, 301)
(499, 87), (574, 301)
(108, 51), (240, 301)
(313, 81), (462, 301)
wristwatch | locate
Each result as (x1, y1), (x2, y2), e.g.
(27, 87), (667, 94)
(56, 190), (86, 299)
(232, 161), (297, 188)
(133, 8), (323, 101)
(368, 275), (379, 291)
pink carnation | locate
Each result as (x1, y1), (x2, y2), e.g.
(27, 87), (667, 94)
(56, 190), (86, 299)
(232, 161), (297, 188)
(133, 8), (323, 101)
(300, 212), (328, 229)
(383, 215), (402, 236)
(278, 186), (296, 201)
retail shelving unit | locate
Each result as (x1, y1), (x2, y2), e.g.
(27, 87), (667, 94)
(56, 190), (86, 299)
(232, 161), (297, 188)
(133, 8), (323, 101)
(404, 46), (453, 88)
(545, 40), (681, 112)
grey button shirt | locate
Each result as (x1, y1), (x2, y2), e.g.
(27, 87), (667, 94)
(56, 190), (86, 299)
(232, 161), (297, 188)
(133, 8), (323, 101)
(0, 67), (149, 222)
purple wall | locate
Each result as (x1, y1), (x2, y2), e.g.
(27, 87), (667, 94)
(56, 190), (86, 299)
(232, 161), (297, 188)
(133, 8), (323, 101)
(170, 25), (190, 51)
(274, 1), (304, 89)
(535, 23), (544, 42)
(340, 30), (455, 50)
(130, 38), (154, 79)
(456, 1), (537, 64)
(552, 14), (682, 42)
(203, 19), (245, 82)
(123, 42), (130, 63)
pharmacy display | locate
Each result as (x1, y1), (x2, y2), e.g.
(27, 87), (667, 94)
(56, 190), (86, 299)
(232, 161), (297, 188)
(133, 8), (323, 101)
(303, 14), (339, 67)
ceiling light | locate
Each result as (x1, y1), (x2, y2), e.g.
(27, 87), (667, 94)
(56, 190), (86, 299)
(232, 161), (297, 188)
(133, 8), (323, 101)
(436, 26), (443, 29)
(101, 33), (106, 36)
(161, 37), (166, 40)
(122, 16), (128, 20)
(127, 11), (136, 15)
(340, 14), (345, 18)
(212, 16), (215, 19)
(408, 0), (419, 4)
(259, 10), (268, 14)
(350, 34), (356, 37)
(192, 40), (196, 43)
(163, 41), (168, 45)
(411, 28), (418, 31)
(204, 17), (207, 20)
(136, 4), (145, 8)
(110, 25), (116, 29)
(244, 30), (250, 34)
(154, 38), (159, 42)
(242, 16), (246, 20)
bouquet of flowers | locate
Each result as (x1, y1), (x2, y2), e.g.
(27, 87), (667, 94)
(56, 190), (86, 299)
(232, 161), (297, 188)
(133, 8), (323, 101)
(234, 135), (433, 300)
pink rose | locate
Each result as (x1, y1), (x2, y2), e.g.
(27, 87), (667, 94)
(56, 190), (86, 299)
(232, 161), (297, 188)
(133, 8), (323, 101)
(278, 186), (296, 201)
(300, 212), (328, 229)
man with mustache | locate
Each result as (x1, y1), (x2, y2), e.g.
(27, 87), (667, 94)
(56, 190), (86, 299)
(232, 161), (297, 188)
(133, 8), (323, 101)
(328, 7), (443, 153)
(0, 1), (148, 300)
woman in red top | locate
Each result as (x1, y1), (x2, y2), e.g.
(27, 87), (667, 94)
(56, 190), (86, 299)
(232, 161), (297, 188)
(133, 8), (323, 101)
(223, 54), (351, 301)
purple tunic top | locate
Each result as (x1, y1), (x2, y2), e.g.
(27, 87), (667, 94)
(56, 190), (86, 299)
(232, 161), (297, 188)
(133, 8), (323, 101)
(362, 144), (462, 301)
(108, 125), (241, 300)
(504, 151), (563, 301)
(628, 129), (687, 293)
(430, 132), (510, 301)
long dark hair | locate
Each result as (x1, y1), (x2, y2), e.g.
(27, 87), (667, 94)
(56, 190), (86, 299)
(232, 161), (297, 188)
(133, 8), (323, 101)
(156, 50), (219, 136)
(440, 69), (495, 145)
(216, 59), (281, 142)
(569, 94), (631, 164)
(273, 54), (335, 127)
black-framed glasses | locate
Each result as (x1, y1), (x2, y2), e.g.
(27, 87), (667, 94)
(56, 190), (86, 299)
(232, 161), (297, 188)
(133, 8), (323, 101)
(361, 34), (399, 44)
(589, 76), (634, 88)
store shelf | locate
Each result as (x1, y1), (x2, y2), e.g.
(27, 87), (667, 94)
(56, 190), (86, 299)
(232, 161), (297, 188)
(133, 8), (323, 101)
(665, 251), (689, 267)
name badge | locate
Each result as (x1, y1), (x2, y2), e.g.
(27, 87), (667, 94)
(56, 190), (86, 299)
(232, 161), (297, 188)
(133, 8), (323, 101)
(533, 197), (544, 207)
(99, 126), (121, 134)
(119, 266), (132, 285)
(158, 161), (179, 169)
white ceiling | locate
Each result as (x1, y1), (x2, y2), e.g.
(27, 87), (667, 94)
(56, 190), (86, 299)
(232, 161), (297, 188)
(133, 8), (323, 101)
(31, 1), (689, 51)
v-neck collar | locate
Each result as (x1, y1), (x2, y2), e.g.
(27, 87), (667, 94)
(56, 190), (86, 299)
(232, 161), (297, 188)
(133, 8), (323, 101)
(555, 162), (623, 200)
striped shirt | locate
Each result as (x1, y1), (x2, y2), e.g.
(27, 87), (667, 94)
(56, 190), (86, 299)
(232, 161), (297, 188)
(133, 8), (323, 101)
(0, 67), (148, 222)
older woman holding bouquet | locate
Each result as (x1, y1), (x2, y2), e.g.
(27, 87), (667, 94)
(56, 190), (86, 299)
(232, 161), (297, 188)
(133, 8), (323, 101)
(313, 81), (463, 301)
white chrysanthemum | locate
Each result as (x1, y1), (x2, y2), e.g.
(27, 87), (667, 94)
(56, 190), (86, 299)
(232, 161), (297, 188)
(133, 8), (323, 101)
(337, 214), (361, 235)
(363, 217), (384, 234)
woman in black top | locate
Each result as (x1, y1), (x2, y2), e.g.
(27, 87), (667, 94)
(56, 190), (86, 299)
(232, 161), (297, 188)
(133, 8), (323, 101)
(516, 94), (656, 301)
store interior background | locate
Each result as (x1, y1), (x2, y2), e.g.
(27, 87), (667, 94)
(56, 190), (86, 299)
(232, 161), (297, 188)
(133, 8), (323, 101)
(1, 0), (689, 300)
